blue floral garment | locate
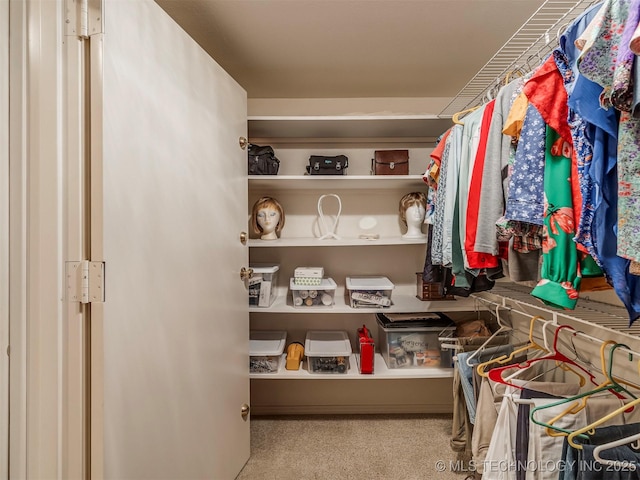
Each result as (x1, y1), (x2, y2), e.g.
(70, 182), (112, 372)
(617, 113), (640, 263)
(571, 67), (640, 324)
(431, 134), (451, 265)
(504, 104), (546, 225)
(553, 48), (599, 265)
(578, 0), (640, 263)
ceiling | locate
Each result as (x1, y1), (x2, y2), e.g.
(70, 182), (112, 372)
(155, 0), (545, 103)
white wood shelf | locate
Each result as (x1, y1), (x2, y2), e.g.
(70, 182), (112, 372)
(249, 353), (454, 380)
(247, 115), (452, 140)
(248, 175), (427, 190)
(247, 235), (428, 248)
(249, 292), (474, 314)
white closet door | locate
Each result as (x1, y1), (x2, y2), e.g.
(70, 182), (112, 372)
(93, 0), (249, 478)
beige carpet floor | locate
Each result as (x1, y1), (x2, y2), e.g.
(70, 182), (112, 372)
(236, 414), (472, 480)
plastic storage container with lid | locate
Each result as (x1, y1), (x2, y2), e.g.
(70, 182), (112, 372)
(249, 330), (287, 373)
(345, 276), (394, 308)
(376, 313), (455, 369)
(290, 277), (337, 308)
(248, 264), (279, 307)
(304, 330), (352, 374)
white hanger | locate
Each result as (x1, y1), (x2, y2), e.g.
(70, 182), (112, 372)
(502, 319), (553, 383)
(593, 432), (640, 471)
(465, 304), (511, 367)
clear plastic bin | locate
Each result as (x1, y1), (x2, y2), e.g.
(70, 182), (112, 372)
(248, 264), (279, 307)
(376, 313), (454, 369)
(249, 330), (287, 373)
(290, 277), (337, 308)
(345, 276), (394, 308)
(304, 330), (352, 374)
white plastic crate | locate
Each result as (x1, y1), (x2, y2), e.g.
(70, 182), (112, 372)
(249, 330), (287, 373)
(345, 276), (394, 308)
(304, 330), (352, 374)
(290, 277), (337, 308)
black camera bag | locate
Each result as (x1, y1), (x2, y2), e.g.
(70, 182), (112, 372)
(306, 155), (348, 175)
(248, 144), (280, 175)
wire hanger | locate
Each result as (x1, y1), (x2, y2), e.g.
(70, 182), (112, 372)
(464, 304), (511, 367)
(475, 315), (547, 377)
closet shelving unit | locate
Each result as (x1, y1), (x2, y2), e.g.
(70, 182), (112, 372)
(247, 115), (476, 385)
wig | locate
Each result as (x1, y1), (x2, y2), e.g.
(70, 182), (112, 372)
(251, 196), (285, 236)
(399, 192), (427, 225)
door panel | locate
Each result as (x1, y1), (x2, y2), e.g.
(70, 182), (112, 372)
(96, 1), (249, 478)
(0, 0), (8, 473)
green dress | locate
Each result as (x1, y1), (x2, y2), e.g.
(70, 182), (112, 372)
(531, 126), (580, 309)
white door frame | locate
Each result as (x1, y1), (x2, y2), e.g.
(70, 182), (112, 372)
(0, 0), (10, 474)
(8, 0), (86, 477)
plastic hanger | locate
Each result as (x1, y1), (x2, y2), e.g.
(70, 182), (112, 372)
(530, 341), (638, 438)
(462, 304), (511, 367)
(501, 320), (586, 394)
(503, 68), (524, 85)
(487, 325), (597, 390)
(535, 341), (638, 437)
(593, 432), (640, 471)
(451, 106), (481, 125)
(475, 315), (548, 377)
(567, 391), (640, 449)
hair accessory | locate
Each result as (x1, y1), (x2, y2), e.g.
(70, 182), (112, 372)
(317, 194), (342, 240)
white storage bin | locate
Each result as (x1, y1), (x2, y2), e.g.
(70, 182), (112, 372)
(304, 330), (352, 374)
(248, 264), (280, 307)
(345, 276), (394, 308)
(290, 277), (337, 308)
(249, 330), (287, 373)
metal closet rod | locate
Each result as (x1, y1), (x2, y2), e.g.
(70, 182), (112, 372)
(440, 0), (602, 117)
(470, 294), (640, 362)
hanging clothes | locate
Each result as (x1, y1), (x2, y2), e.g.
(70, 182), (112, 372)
(430, 131), (453, 266)
(442, 124), (464, 268)
(531, 127), (581, 309)
(475, 77), (524, 256)
(504, 104), (546, 226)
(466, 99), (500, 270)
(456, 105), (487, 276)
(578, 0), (640, 265)
(567, 1), (640, 324)
(555, 2), (603, 262)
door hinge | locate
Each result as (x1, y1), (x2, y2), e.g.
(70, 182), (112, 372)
(65, 0), (103, 38)
(66, 260), (105, 304)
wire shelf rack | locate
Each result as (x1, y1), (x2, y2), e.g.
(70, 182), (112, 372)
(439, 0), (601, 117)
